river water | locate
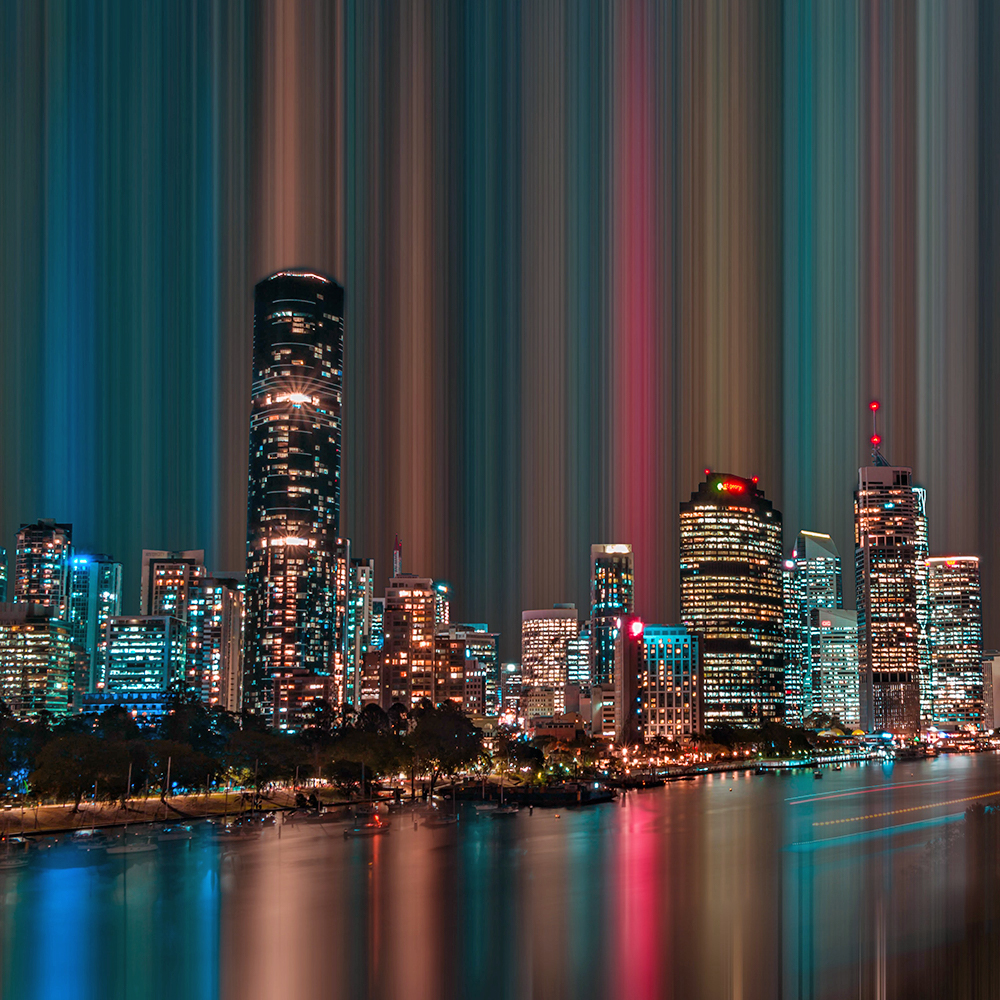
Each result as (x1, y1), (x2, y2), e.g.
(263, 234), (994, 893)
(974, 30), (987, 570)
(4, 753), (1000, 1000)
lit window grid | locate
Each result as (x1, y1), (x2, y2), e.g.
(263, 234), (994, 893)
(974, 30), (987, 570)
(641, 632), (701, 739)
(521, 616), (577, 714)
(679, 495), (784, 725)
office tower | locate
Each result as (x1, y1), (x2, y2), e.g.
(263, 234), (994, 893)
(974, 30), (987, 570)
(457, 624), (500, 714)
(0, 603), (73, 718)
(521, 605), (578, 714)
(679, 473), (784, 725)
(783, 531), (843, 725)
(983, 651), (1000, 730)
(330, 537), (351, 706)
(14, 520), (73, 615)
(346, 558), (375, 708)
(567, 624), (591, 687)
(808, 608), (860, 727)
(433, 625), (488, 714)
(105, 616), (188, 692)
(67, 553), (122, 691)
(370, 597), (385, 651)
(926, 557), (983, 729)
(192, 578), (243, 710)
(245, 270), (344, 717)
(433, 581), (452, 627)
(641, 625), (702, 740)
(501, 663), (522, 712)
(613, 614), (644, 745)
(272, 673), (333, 730)
(383, 574), (435, 707)
(141, 549), (206, 616)
(912, 487), (932, 723)
(0, 548), (6, 602)
(590, 545), (634, 684)
(855, 416), (921, 735)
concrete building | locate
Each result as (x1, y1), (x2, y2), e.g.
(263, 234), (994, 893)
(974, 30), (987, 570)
(0, 603), (73, 718)
(521, 606), (578, 714)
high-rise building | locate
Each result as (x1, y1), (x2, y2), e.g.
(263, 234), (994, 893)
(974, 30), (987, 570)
(613, 614), (644, 745)
(783, 531), (843, 725)
(679, 473), (784, 725)
(105, 616), (188, 693)
(433, 581), (452, 627)
(458, 625), (500, 714)
(590, 545), (634, 684)
(926, 557), (983, 729)
(433, 625), (488, 714)
(140, 550), (206, 617)
(68, 553), (122, 692)
(983, 651), (1000, 731)
(501, 663), (522, 713)
(346, 557), (375, 709)
(808, 608), (860, 727)
(0, 603), (73, 718)
(0, 547), (6, 602)
(383, 574), (435, 707)
(14, 520), (73, 615)
(641, 625), (702, 740)
(245, 270), (344, 717)
(371, 597), (385, 652)
(855, 459), (921, 736)
(912, 487), (932, 724)
(567, 624), (591, 687)
(330, 537), (351, 706)
(190, 578), (243, 710)
(521, 606), (578, 714)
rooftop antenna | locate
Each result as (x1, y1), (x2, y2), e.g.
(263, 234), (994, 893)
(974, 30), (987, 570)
(869, 400), (889, 466)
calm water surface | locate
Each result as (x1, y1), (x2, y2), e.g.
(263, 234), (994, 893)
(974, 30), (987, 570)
(4, 754), (1000, 1000)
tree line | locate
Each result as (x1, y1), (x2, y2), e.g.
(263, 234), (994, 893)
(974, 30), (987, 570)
(0, 692), (509, 811)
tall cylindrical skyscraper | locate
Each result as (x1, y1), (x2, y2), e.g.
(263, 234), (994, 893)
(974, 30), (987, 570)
(679, 473), (784, 726)
(245, 271), (344, 716)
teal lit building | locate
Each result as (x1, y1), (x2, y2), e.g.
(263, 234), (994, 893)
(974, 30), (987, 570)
(68, 553), (122, 692)
(640, 624), (701, 740)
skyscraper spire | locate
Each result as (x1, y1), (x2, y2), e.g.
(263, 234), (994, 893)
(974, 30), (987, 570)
(869, 400), (889, 466)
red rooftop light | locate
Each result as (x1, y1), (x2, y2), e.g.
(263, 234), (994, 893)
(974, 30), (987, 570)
(871, 434), (881, 447)
(751, 476), (759, 484)
(870, 400), (880, 412)
(704, 468), (711, 477)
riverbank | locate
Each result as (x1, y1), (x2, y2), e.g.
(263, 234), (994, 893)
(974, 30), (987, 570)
(0, 788), (325, 836)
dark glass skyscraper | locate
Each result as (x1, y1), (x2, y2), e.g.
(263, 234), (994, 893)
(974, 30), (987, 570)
(245, 271), (344, 715)
(590, 544), (634, 684)
(679, 473), (784, 725)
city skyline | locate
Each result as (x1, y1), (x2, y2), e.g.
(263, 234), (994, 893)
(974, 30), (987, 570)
(1, 3), (998, 661)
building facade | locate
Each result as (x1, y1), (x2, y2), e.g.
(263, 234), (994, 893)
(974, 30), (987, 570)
(67, 553), (122, 692)
(346, 557), (375, 709)
(641, 625), (702, 740)
(808, 608), (860, 727)
(0, 603), (73, 718)
(783, 531), (843, 725)
(105, 616), (188, 693)
(14, 520), (73, 615)
(926, 557), (983, 729)
(521, 606), (578, 715)
(383, 574), (436, 707)
(245, 271), (344, 716)
(590, 545), (634, 685)
(855, 465), (921, 735)
(679, 473), (784, 725)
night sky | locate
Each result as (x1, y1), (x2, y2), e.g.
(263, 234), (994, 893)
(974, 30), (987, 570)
(1, 1), (999, 657)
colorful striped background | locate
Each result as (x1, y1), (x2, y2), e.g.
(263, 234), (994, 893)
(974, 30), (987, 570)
(0, 1), (998, 658)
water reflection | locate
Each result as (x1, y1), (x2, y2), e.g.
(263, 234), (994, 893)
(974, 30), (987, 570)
(4, 755), (1000, 998)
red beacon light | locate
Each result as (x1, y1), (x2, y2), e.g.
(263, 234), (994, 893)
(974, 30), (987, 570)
(629, 619), (644, 639)
(704, 468), (711, 477)
(871, 434), (881, 447)
(751, 476), (759, 485)
(870, 400), (880, 412)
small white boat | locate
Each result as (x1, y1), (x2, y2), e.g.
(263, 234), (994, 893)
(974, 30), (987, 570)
(491, 804), (519, 818)
(473, 803), (498, 813)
